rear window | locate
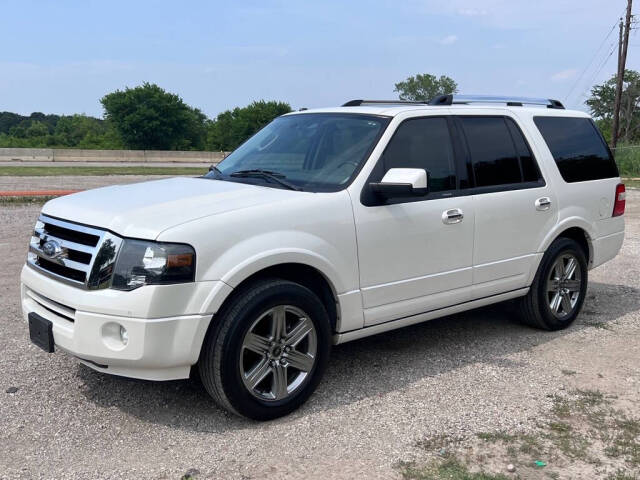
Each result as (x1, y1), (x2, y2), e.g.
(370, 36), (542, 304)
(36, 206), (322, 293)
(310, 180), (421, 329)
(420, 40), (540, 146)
(533, 116), (618, 182)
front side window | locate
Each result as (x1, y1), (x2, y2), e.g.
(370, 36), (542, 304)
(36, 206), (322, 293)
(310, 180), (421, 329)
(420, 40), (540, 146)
(459, 117), (522, 187)
(379, 117), (456, 192)
(207, 113), (388, 192)
(533, 116), (618, 183)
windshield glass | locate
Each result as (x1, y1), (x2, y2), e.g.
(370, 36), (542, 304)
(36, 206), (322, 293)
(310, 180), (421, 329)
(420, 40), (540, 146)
(206, 113), (388, 191)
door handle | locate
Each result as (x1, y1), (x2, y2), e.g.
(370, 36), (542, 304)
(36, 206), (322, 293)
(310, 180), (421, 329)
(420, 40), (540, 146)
(535, 197), (552, 211)
(442, 208), (464, 224)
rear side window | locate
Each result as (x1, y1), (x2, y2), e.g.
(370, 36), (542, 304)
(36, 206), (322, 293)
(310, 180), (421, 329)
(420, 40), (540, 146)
(459, 117), (522, 187)
(533, 116), (618, 182)
(381, 117), (456, 192)
(505, 118), (541, 182)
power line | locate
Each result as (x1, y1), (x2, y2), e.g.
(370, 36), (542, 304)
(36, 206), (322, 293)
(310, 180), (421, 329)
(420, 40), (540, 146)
(565, 20), (619, 102)
(576, 42), (618, 103)
(566, 4), (632, 106)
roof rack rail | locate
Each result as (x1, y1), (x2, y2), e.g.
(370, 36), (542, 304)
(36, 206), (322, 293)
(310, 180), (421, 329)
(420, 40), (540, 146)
(342, 99), (428, 107)
(429, 94), (565, 109)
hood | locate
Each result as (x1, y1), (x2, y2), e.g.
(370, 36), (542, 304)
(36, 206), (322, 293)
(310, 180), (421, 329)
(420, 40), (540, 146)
(41, 177), (300, 239)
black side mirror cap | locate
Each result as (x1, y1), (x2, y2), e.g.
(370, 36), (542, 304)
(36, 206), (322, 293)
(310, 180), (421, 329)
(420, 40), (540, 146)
(369, 182), (429, 199)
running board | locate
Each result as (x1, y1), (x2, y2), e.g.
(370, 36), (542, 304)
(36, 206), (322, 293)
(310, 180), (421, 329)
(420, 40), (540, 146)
(333, 287), (529, 344)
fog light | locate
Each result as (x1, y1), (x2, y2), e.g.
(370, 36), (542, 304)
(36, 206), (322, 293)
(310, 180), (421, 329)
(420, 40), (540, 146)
(119, 325), (129, 345)
(101, 322), (128, 351)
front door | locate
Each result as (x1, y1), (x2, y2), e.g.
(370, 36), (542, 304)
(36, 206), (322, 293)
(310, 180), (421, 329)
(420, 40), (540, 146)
(351, 116), (475, 326)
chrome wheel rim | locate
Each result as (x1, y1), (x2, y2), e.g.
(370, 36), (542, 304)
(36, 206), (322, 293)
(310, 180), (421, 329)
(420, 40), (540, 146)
(240, 305), (317, 401)
(546, 253), (582, 319)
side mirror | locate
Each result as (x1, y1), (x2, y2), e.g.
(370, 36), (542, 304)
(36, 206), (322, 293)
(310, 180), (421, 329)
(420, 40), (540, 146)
(369, 168), (430, 199)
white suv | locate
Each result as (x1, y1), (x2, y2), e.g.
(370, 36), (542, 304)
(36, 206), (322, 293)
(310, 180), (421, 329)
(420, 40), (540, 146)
(21, 95), (626, 419)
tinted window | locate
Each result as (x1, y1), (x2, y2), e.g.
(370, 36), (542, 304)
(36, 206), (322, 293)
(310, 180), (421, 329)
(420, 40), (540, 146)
(381, 117), (456, 192)
(505, 118), (541, 182)
(460, 117), (521, 187)
(533, 116), (618, 182)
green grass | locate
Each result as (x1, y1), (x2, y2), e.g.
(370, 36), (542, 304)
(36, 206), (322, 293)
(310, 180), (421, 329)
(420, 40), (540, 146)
(624, 179), (640, 188)
(399, 458), (510, 480)
(476, 432), (516, 443)
(0, 166), (208, 176)
(406, 390), (640, 480)
(0, 195), (57, 205)
(615, 144), (640, 177)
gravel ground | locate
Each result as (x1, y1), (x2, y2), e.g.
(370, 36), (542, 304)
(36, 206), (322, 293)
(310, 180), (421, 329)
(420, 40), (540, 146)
(0, 191), (638, 479)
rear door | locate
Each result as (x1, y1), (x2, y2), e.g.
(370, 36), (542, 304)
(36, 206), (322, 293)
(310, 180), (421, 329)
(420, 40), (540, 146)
(456, 114), (558, 299)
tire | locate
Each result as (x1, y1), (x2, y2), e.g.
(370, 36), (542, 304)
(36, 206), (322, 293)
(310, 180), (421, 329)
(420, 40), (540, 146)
(519, 237), (588, 330)
(198, 278), (331, 420)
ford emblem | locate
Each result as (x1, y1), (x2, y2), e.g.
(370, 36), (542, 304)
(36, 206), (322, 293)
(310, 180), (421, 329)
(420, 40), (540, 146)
(42, 240), (62, 258)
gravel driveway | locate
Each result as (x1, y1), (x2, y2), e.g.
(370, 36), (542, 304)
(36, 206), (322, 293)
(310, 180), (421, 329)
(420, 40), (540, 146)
(1, 191), (638, 479)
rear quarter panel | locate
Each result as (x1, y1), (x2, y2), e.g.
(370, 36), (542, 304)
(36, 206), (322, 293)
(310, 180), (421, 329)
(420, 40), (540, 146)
(513, 109), (624, 268)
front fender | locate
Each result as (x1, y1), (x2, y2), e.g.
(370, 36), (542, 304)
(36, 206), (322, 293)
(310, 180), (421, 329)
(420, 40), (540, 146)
(201, 230), (354, 295)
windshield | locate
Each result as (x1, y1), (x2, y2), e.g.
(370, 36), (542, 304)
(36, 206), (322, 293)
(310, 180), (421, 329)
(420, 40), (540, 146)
(206, 113), (389, 192)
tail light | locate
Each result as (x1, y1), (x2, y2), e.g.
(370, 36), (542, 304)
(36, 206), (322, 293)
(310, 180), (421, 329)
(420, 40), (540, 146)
(612, 183), (626, 217)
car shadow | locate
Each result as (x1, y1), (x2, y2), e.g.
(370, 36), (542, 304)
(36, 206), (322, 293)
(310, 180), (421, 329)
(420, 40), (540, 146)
(77, 281), (640, 431)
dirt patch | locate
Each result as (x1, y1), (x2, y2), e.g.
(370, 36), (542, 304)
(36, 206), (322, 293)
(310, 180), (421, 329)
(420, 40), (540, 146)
(397, 389), (640, 479)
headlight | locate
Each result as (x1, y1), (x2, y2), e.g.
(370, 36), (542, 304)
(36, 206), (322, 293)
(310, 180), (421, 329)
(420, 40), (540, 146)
(111, 239), (195, 291)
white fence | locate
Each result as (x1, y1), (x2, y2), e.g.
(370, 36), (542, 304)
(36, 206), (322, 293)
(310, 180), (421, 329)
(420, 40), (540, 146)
(0, 148), (227, 164)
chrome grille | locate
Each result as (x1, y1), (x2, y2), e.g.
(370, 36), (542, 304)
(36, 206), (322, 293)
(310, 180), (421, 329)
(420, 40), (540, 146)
(27, 214), (123, 289)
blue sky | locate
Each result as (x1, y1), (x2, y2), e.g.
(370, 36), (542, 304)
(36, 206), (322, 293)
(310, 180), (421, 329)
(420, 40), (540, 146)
(0, 0), (636, 118)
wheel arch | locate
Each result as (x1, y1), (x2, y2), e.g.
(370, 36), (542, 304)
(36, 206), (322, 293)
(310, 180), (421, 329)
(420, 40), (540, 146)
(539, 219), (594, 267)
(204, 261), (341, 334)
(556, 227), (592, 266)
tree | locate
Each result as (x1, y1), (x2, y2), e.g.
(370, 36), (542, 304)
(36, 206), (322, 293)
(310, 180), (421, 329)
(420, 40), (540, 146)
(25, 120), (49, 138)
(587, 69), (640, 144)
(207, 100), (292, 151)
(54, 115), (103, 146)
(394, 74), (458, 102)
(101, 83), (207, 150)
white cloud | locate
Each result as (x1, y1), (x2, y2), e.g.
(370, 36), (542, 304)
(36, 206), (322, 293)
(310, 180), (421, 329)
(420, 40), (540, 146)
(551, 69), (577, 81)
(438, 35), (458, 45)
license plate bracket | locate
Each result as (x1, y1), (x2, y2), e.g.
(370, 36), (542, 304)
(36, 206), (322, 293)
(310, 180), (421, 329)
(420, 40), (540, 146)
(28, 312), (54, 353)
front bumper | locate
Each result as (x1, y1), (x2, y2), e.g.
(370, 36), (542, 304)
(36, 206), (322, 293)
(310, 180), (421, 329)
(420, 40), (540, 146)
(21, 265), (232, 380)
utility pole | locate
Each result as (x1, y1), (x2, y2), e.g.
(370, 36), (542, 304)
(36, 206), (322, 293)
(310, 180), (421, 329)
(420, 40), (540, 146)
(611, 0), (633, 151)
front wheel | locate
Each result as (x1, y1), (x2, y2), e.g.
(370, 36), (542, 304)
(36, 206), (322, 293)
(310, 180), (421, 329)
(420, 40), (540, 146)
(198, 278), (331, 420)
(519, 237), (588, 330)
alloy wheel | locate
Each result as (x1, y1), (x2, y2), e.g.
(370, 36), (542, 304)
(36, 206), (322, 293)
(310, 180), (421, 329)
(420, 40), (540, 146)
(546, 253), (582, 319)
(240, 305), (317, 401)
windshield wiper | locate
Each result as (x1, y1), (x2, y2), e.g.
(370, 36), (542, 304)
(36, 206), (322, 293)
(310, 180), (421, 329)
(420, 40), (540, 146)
(230, 169), (302, 191)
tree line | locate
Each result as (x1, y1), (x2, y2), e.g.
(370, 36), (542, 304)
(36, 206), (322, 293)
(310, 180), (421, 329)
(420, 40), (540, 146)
(1, 72), (637, 151)
(0, 83), (292, 152)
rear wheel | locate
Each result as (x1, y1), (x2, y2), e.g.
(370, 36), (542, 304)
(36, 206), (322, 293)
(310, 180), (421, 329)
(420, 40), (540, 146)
(198, 278), (331, 420)
(520, 237), (588, 330)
